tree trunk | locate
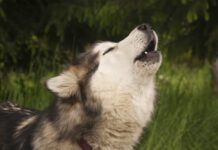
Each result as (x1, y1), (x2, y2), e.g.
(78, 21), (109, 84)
(212, 58), (218, 93)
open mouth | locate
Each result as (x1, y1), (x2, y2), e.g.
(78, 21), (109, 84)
(134, 34), (160, 63)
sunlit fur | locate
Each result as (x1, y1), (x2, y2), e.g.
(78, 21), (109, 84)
(0, 25), (162, 150)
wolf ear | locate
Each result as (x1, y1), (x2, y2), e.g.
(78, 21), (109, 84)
(46, 71), (79, 98)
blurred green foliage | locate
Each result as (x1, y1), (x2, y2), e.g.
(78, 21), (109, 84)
(0, 0), (217, 72)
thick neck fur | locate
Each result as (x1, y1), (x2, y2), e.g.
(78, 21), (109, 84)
(84, 75), (156, 150)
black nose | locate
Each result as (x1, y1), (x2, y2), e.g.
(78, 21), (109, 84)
(137, 23), (151, 31)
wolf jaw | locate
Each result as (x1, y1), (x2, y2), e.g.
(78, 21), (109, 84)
(134, 30), (159, 63)
(0, 23), (162, 150)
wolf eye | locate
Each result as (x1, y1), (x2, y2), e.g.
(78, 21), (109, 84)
(103, 47), (114, 55)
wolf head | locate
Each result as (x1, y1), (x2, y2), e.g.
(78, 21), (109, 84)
(46, 23), (162, 107)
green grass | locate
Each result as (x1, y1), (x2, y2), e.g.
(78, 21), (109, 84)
(0, 61), (218, 150)
(137, 62), (218, 150)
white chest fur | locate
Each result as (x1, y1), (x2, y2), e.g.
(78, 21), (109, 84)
(87, 76), (156, 149)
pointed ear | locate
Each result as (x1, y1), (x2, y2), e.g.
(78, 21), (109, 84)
(46, 71), (79, 98)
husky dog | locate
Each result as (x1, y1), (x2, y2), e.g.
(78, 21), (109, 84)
(0, 24), (162, 150)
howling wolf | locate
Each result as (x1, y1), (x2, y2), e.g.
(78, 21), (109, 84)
(0, 23), (162, 150)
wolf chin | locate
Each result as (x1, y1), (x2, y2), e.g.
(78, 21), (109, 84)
(0, 24), (162, 150)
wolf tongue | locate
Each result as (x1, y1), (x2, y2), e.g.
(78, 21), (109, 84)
(145, 51), (160, 62)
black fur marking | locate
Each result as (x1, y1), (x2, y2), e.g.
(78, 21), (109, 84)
(71, 51), (102, 117)
(103, 47), (115, 55)
(79, 63), (102, 117)
(14, 117), (39, 150)
(72, 50), (98, 66)
(0, 102), (38, 150)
